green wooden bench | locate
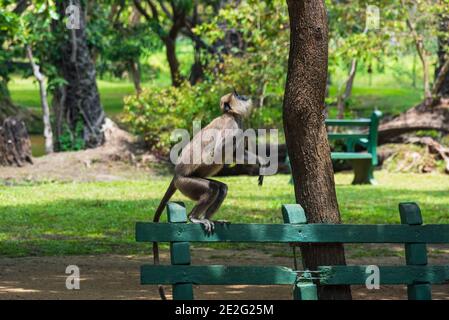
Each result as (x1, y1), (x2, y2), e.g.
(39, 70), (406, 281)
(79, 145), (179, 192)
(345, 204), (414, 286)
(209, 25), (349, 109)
(287, 111), (382, 184)
(136, 202), (449, 300)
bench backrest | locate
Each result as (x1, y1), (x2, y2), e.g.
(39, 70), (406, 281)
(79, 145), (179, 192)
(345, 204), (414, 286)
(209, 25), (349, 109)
(136, 201), (449, 300)
(326, 111), (382, 165)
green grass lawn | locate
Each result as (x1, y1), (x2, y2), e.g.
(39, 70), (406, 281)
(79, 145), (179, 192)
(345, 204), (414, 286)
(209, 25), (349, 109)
(0, 171), (448, 257)
(326, 86), (422, 119)
(9, 78), (136, 116)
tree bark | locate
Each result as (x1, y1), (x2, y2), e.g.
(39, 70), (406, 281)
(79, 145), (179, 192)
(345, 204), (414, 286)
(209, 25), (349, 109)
(0, 80), (38, 137)
(53, 0), (105, 150)
(128, 60), (142, 95)
(189, 42), (205, 85)
(283, 0), (351, 300)
(0, 117), (33, 166)
(337, 59), (358, 119)
(26, 45), (53, 154)
(0, 81), (23, 123)
(432, 58), (449, 97)
(164, 36), (183, 87)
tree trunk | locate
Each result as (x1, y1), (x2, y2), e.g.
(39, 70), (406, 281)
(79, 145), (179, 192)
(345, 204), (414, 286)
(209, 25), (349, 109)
(283, 0), (351, 300)
(337, 59), (358, 119)
(401, 0), (432, 101)
(0, 80), (38, 143)
(128, 60), (142, 95)
(189, 43), (205, 85)
(0, 117), (33, 166)
(26, 45), (53, 154)
(436, 14), (449, 97)
(0, 81), (19, 122)
(187, 4), (205, 85)
(53, 0), (105, 150)
(164, 37), (183, 87)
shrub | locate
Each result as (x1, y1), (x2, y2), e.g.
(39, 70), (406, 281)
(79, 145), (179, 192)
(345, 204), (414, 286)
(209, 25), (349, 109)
(123, 82), (222, 153)
(58, 121), (85, 152)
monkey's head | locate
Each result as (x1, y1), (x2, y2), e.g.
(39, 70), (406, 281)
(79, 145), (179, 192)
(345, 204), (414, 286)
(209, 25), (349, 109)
(220, 90), (253, 118)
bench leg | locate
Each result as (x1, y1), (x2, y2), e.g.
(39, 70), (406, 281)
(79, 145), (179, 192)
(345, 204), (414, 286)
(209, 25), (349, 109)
(293, 282), (318, 300)
(350, 159), (376, 185)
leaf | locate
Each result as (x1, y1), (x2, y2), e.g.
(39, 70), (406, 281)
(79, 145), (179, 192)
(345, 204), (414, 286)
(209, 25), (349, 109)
(49, 10), (59, 21)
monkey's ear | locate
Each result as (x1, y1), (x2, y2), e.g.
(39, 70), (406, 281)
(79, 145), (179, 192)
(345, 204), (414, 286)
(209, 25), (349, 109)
(233, 88), (239, 97)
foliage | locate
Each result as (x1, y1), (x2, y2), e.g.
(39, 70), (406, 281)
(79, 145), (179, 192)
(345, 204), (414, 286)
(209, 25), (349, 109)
(98, 24), (160, 78)
(95, 3), (162, 81)
(123, 0), (290, 151)
(58, 121), (85, 152)
(4, 1), (63, 85)
(123, 0), (447, 149)
(123, 81), (222, 152)
(2, 0), (448, 156)
(0, 1), (20, 82)
(196, 0), (288, 127)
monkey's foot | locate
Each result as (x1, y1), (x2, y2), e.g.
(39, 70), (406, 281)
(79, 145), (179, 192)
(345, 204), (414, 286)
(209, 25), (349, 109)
(189, 218), (215, 234)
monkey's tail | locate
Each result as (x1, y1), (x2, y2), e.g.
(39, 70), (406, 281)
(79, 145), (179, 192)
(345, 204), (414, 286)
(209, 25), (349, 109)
(153, 178), (177, 300)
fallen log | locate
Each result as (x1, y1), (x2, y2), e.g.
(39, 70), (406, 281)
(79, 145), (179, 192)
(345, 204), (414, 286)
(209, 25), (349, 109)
(378, 99), (449, 144)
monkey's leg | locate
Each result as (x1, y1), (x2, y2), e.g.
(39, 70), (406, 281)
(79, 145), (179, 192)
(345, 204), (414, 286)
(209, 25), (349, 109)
(204, 179), (228, 223)
(175, 176), (220, 233)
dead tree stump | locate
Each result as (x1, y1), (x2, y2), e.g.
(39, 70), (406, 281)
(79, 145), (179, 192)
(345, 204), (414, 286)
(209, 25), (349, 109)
(0, 117), (33, 166)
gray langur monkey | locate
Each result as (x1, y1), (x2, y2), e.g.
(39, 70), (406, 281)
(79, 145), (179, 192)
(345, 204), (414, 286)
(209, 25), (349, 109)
(152, 90), (267, 299)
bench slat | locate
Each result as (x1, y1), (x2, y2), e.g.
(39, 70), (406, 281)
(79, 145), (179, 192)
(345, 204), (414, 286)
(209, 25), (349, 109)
(141, 265), (297, 285)
(140, 265), (449, 285)
(326, 119), (371, 126)
(319, 266), (449, 285)
(331, 152), (372, 160)
(328, 133), (369, 140)
(136, 222), (449, 243)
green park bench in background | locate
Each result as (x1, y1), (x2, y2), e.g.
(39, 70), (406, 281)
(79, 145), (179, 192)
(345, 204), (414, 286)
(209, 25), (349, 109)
(136, 202), (449, 300)
(287, 110), (382, 185)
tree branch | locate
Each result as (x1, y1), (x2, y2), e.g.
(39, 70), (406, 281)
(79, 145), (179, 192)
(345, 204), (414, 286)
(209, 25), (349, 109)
(400, 0), (431, 99)
(25, 45), (44, 82)
(13, 0), (30, 14)
(159, 1), (172, 20)
(145, 0), (159, 21)
(432, 57), (449, 96)
(133, 0), (152, 21)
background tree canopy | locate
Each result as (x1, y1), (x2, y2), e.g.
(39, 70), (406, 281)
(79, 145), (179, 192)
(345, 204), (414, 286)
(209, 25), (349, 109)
(0, 0), (448, 160)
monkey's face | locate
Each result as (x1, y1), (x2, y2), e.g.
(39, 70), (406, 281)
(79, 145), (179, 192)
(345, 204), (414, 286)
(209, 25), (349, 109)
(220, 92), (253, 118)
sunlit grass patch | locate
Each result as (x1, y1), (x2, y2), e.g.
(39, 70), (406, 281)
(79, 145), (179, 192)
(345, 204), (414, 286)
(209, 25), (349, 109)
(0, 171), (448, 257)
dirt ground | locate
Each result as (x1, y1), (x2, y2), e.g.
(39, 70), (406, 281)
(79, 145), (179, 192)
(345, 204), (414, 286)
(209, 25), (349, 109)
(1, 248), (448, 300)
(0, 119), (166, 183)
